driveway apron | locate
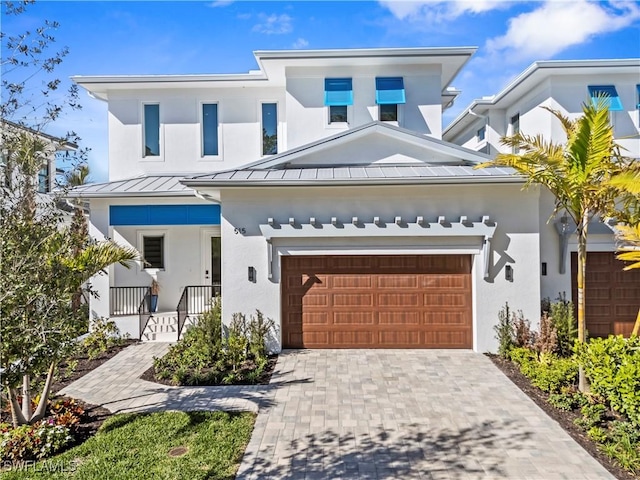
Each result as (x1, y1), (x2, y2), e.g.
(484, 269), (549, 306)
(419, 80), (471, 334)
(237, 349), (614, 480)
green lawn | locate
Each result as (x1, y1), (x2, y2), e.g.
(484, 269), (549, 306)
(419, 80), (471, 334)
(2, 411), (255, 480)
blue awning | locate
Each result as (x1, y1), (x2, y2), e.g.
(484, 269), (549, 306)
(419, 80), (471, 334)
(636, 85), (640, 108)
(324, 78), (353, 106)
(110, 204), (221, 226)
(588, 85), (623, 111)
(376, 77), (406, 105)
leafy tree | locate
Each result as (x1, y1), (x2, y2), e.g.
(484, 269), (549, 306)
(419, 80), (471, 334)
(476, 99), (632, 391)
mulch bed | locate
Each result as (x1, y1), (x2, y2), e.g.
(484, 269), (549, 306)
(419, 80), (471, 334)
(52, 339), (139, 394)
(487, 354), (635, 480)
(140, 355), (278, 387)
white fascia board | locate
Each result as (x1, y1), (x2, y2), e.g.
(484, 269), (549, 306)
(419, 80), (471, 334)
(64, 191), (196, 199)
(254, 46), (477, 60)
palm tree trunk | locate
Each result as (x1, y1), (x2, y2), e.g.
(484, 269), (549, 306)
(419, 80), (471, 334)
(577, 214), (588, 392)
(632, 308), (640, 337)
(21, 374), (32, 420)
(30, 362), (56, 423)
(8, 387), (28, 427)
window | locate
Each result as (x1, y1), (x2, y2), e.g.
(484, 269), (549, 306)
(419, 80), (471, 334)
(37, 163), (49, 193)
(211, 237), (221, 284)
(376, 77), (405, 123)
(143, 235), (164, 269)
(202, 103), (219, 156)
(477, 125), (486, 142)
(261, 103), (278, 155)
(143, 104), (160, 156)
(510, 114), (520, 153)
(324, 78), (352, 124)
(588, 85), (623, 111)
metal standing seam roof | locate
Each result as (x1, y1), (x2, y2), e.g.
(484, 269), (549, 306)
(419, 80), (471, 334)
(183, 165), (520, 186)
(65, 175), (194, 197)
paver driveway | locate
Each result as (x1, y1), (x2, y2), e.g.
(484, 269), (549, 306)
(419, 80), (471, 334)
(238, 349), (614, 480)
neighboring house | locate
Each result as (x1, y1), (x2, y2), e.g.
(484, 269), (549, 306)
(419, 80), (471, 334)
(69, 49), (640, 351)
(1, 119), (77, 194)
(443, 59), (640, 338)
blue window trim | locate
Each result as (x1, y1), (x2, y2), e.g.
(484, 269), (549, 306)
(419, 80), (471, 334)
(324, 78), (353, 106)
(375, 77), (405, 105)
(110, 204), (221, 226)
(588, 85), (623, 111)
(636, 84), (640, 108)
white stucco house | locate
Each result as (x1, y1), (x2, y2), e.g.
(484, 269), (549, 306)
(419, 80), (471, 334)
(69, 48), (640, 351)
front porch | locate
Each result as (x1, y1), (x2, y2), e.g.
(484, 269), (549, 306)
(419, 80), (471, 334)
(109, 284), (221, 341)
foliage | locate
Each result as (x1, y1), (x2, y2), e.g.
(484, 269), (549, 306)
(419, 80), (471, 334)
(510, 347), (578, 393)
(547, 388), (588, 412)
(494, 302), (514, 358)
(534, 312), (558, 354)
(82, 318), (127, 359)
(477, 98), (633, 391)
(548, 293), (577, 357)
(575, 335), (640, 427)
(0, 411), (255, 480)
(512, 311), (535, 349)
(1, 421), (73, 462)
(153, 305), (274, 386)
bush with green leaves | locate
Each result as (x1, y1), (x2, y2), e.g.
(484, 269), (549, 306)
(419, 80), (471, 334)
(248, 310), (275, 361)
(83, 317), (128, 359)
(1, 421), (73, 462)
(548, 293), (577, 357)
(510, 347), (577, 393)
(494, 302), (515, 358)
(575, 335), (640, 427)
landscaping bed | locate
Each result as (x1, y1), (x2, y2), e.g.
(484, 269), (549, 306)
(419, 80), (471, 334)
(489, 354), (636, 480)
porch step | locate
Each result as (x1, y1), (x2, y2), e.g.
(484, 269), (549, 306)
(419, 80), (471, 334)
(140, 313), (201, 342)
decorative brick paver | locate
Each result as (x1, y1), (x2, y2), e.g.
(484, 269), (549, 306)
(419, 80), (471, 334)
(60, 345), (614, 479)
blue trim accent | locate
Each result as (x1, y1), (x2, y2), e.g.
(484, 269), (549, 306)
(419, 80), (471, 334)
(324, 78), (353, 106)
(636, 85), (640, 109)
(588, 85), (623, 111)
(110, 204), (221, 226)
(376, 77), (405, 105)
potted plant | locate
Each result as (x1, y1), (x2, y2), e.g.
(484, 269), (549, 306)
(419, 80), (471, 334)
(149, 279), (160, 312)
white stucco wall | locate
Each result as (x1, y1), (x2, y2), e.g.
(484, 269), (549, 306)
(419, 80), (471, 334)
(107, 87), (286, 181)
(217, 183), (541, 353)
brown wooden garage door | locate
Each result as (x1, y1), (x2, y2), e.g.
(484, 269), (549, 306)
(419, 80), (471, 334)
(281, 255), (472, 348)
(571, 252), (640, 337)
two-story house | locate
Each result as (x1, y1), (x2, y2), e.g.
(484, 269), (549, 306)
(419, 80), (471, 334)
(70, 49), (639, 351)
(443, 59), (640, 339)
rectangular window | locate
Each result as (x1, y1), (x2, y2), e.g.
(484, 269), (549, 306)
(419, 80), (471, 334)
(379, 104), (398, 122)
(510, 114), (520, 154)
(211, 236), (221, 284)
(202, 103), (219, 156)
(143, 104), (160, 156)
(325, 78), (352, 124)
(37, 163), (49, 193)
(143, 235), (164, 269)
(588, 85), (623, 111)
(477, 125), (486, 141)
(261, 103), (278, 155)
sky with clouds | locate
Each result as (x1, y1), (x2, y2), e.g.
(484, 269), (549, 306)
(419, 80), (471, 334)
(2, 0), (639, 182)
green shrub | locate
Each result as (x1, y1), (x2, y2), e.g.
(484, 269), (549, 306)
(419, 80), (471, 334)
(248, 310), (275, 361)
(575, 335), (640, 427)
(510, 347), (577, 393)
(83, 317), (127, 359)
(548, 389), (588, 411)
(548, 293), (577, 357)
(495, 302), (515, 358)
(0, 421), (73, 462)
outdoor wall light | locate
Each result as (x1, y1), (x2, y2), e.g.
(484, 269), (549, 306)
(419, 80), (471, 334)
(248, 266), (256, 283)
(505, 265), (513, 282)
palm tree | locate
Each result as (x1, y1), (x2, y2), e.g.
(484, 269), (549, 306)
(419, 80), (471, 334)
(476, 98), (630, 391)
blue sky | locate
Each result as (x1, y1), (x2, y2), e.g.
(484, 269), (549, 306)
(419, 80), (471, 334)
(3, 0), (640, 182)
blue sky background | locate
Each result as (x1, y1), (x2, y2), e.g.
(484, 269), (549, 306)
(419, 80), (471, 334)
(2, 0), (640, 182)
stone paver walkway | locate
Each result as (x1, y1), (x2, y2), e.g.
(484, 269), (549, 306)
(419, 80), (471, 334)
(61, 344), (614, 479)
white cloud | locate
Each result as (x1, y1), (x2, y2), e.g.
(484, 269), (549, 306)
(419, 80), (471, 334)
(208, 1), (233, 7)
(252, 13), (293, 35)
(292, 37), (309, 49)
(379, 0), (511, 22)
(486, 0), (640, 61)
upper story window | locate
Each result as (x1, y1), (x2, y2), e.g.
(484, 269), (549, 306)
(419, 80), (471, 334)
(588, 85), (623, 111)
(510, 113), (520, 154)
(202, 103), (219, 156)
(376, 77), (405, 122)
(143, 104), (160, 157)
(477, 125), (486, 142)
(261, 103), (278, 155)
(37, 163), (49, 193)
(325, 78), (353, 124)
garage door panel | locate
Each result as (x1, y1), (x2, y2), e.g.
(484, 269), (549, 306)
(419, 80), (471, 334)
(333, 312), (374, 325)
(378, 312), (420, 325)
(282, 255), (472, 349)
(378, 293), (420, 307)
